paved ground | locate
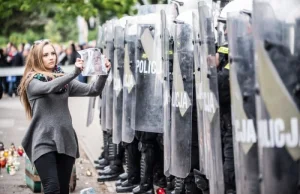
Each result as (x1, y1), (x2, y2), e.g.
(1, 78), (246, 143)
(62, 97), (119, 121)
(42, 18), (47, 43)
(0, 95), (117, 194)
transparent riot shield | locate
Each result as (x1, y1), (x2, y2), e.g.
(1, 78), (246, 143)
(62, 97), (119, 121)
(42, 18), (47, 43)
(161, 10), (172, 177)
(104, 20), (117, 131)
(101, 84), (107, 131)
(168, 11), (195, 178)
(112, 26), (125, 144)
(138, 4), (178, 16)
(199, 1), (224, 193)
(134, 17), (163, 133)
(87, 96), (96, 127)
(133, 4), (178, 133)
(96, 25), (103, 48)
(227, 12), (259, 194)
(122, 20), (137, 143)
(99, 23), (107, 132)
(193, 11), (207, 176)
(253, 0), (300, 193)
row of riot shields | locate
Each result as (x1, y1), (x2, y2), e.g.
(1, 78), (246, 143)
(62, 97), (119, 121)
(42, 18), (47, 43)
(168, 10), (195, 179)
(252, 0), (300, 193)
(227, 12), (259, 194)
(96, 4), (179, 142)
(122, 18), (137, 143)
(198, 2), (224, 193)
(94, 0), (300, 193)
(227, 0), (300, 193)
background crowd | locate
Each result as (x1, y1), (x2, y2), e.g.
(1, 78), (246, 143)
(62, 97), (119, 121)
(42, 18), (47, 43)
(0, 41), (97, 98)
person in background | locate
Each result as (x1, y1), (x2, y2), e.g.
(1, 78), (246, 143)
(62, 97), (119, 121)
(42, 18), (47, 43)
(54, 44), (67, 66)
(7, 44), (23, 97)
(77, 44), (88, 83)
(66, 43), (78, 65)
(0, 48), (7, 98)
(22, 43), (31, 65)
(0, 48), (8, 95)
(19, 43), (25, 55)
(0, 78), (3, 99)
(0, 48), (7, 67)
(6, 42), (12, 54)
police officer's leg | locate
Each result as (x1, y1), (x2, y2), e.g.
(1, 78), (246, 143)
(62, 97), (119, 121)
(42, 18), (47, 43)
(116, 138), (141, 192)
(95, 130), (110, 169)
(133, 132), (157, 194)
(223, 127), (235, 194)
(97, 129), (124, 182)
(185, 122), (202, 194)
(153, 134), (167, 188)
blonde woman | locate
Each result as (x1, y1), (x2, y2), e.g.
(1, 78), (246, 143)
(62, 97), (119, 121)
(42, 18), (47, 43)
(18, 40), (110, 194)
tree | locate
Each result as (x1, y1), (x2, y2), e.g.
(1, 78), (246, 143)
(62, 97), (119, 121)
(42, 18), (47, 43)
(0, 0), (170, 45)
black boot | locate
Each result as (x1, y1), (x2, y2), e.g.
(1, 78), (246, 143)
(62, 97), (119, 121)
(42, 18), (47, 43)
(98, 138), (124, 175)
(115, 172), (128, 187)
(96, 134), (116, 170)
(185, 173), (202, 194)
(98, 159), (124, 175)
(116, 140), (141, 193)
(118, 172), (128, 180)
(172, 177), (184, 194)
(97, 135), (124, 182)
(193, 169), (209, 194)
(132, 143), (155, 194)
(95, 158), (110, 170)
(226, 190), (236, 194)
(94, 131), (108, 164)
(116, 147), (128, 182)
(166, 176), (175, 192)
(115, 151), (127, 187)
(115, 179), (125, 187)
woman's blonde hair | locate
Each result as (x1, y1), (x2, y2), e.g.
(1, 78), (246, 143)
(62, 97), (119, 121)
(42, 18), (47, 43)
(18, 40), (62, 119)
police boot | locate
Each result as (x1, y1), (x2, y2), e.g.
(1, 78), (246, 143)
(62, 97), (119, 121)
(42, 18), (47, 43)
(132, 143), (155, 194)
(226, 190), (236, 194)
(118, 172), (128, 181)
(166, 176), (175, 192)
(153, 171), (167, 188)
(116, 140), (141, 193)
(185, 173), (202, 194)
(153, 143), (166, 188)
(95, 131), (110, 170)
(193, 169), (209, 194)
(98, 141), (124, 175)
(115, 173), (128, 187)
(97, 133), (122, 174)
(171, 177), (184, 194)
(115, 151), (128, 187)
(97, 139), (124, 182)
(94, 131), (108, 164)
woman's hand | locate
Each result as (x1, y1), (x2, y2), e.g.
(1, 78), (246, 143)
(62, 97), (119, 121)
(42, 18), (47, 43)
(75, 58), (84, 71)
(104, 57), (111, 71)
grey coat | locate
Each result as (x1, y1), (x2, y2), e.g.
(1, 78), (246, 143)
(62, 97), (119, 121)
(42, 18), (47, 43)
(22, 68), (107, 162)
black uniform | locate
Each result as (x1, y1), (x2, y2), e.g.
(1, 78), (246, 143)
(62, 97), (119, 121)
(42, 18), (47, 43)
(217, 45), (236, 193)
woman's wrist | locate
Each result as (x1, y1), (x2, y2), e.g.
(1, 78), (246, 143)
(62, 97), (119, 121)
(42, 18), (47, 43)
(74, 66), (81, 75)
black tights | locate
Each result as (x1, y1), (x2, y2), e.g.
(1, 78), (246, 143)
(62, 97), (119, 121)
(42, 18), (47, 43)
(34, 152), (75, 194)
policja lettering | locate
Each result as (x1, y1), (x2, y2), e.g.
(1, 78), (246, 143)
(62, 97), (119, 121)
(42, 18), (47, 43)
(172, 92), (189, 109)
(136, 59), (157, 74)
(235, 119), (257, 143)
(197, 82), (216, 113)
(258, 118), (299, 148)
(203, 91), (215, 114)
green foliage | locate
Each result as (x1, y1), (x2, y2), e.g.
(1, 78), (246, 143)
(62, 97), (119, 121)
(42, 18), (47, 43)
(0, 37), (8, 47)
(88, 28), (98, 41)
(8, 30), (43, 45)
(0, 0), (169, 45)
